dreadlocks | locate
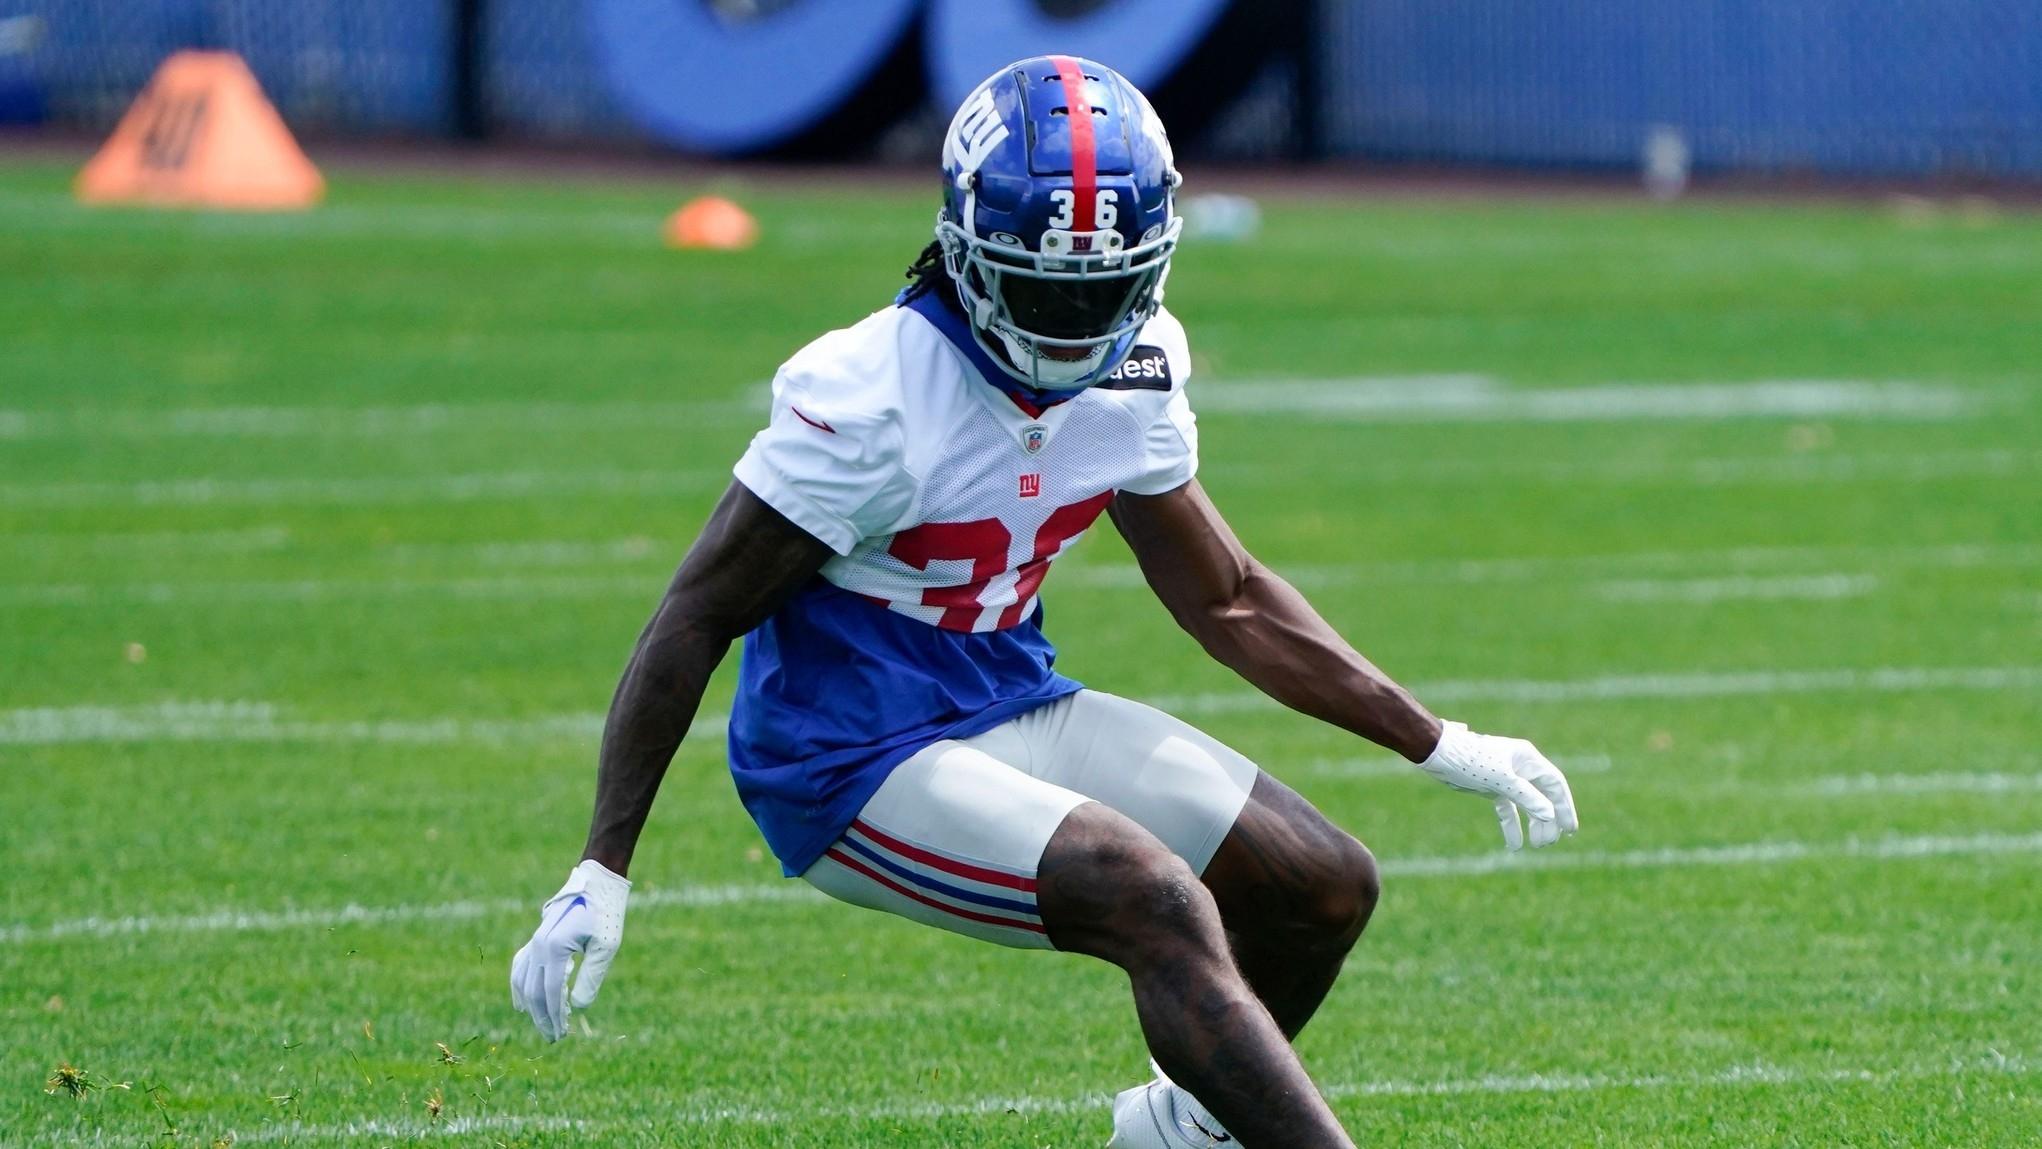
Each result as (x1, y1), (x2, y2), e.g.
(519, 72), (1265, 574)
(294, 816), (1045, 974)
(901, 239), (950, 303)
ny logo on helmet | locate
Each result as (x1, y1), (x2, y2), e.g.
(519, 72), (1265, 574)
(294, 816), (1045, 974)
(945, 87), (1009, 178)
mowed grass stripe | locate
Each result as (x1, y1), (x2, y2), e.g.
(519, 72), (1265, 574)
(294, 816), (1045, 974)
(8, 830), (2037, 946)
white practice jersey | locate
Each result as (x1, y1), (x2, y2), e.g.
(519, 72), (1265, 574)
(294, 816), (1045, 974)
(733, 299), (1197, 633)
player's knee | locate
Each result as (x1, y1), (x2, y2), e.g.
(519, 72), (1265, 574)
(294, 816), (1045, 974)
(1300, 833), (1380, 948)
(1108, 846), (1226, 973)
(1039, 807), (1221, 966)
(1092, 837), (1212, 943)
(1124, 847), (1211, 939)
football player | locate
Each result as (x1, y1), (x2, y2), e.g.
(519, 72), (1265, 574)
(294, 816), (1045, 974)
(513, 55), (1578, 1149)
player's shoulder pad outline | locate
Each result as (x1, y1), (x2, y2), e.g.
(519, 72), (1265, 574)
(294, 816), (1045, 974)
(1093, 344), (1173, 391)
(768, 309), (917, 431)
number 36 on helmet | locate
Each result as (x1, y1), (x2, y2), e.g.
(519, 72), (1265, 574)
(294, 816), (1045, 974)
(936, 55), (1184, 392)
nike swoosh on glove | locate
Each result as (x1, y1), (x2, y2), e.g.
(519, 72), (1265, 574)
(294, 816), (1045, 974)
(510, 859), (631, 1041)
(1419, 721), (1581, 850)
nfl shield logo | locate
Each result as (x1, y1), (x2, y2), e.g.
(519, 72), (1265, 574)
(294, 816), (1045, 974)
(1020, 423), (1048, 455)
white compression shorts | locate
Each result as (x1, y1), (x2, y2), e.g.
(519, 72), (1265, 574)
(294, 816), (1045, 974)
(799, 689), (1261, 950)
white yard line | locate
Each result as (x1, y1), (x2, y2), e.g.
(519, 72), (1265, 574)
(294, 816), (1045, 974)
(7, 664), (2032, 748)
(1304, 753), (1615, 779)
(0, 525), (294, 556)
(0, 191), (666, 246)
(1322, 1054), (2035, 1100)
(0, 468), (727, 509)
(1595, 572), (1879, 603)
(0, 399), (758, 441)
(0, 700), (725, 746)
(0, 884), (818, 947)
(3, 448), (2030, 514)
(1809, 771), (2042, 795)
(1380, 830), (2042, 878)
(0, 188), (909, 247)
(1202, 446), (2038, 489)
(1062, 540), (2042, 591)
(380, 536), (671, 567)
(10, 536), (2034, 591)
(6, 662), (2033, 750)
(1559, 447), (2039, 486)
(1423, 664), (2042, 703)
(0, 572), (667, 607)
(1195, 376), (1982, 422)
(9, 543), (2032, 608)
(7, 830), (2037, 947)
(37, 1052), (2009, 1146)
(1152, 664), (2042, 716)
(1305, 761), (2041, 798)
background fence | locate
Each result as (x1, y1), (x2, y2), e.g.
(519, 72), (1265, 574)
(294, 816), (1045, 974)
(7, 0), (2040, 177)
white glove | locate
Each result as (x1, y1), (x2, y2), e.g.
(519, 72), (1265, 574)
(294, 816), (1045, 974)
(510, 859), (631, 1041)
(1419, 721), (1581, 850)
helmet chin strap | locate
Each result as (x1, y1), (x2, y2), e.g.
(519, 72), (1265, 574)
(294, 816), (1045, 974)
(993, 328), (1108, 389)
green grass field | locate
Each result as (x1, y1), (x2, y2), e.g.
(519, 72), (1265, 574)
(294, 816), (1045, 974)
(3, 158), (2039, 1147)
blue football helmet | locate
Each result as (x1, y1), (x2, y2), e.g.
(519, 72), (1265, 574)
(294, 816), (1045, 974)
(936, 55), (1183, 391)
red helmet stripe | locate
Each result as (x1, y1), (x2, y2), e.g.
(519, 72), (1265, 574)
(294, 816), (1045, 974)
(1051, 56), (1097, 231)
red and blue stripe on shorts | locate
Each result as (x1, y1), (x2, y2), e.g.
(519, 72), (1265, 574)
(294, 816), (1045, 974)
(825, 819), (1045, 936)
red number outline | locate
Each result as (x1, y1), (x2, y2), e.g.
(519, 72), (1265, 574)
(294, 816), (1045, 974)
(885, 491), (1113, 632)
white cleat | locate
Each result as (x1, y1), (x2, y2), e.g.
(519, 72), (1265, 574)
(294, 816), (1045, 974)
(1108, 1068), (1235, 1147)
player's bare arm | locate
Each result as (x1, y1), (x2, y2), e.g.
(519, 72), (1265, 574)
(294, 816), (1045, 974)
(583, 483), (833, 875)
(1111, 479), (1442, 760)
(511, 484), (829, 1040)
(1116, 478), (1580, 851)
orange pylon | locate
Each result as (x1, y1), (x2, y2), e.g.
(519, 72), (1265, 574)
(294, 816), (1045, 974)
(663, 196), (758, 250)
(76, 50), (323, 210)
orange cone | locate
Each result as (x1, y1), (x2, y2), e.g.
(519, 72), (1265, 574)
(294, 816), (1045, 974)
(76, 50), (323, 210)
(663, 196), (758, 250)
